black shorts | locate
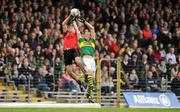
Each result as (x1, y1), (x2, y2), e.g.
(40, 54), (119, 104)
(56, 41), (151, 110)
(64, 48), (78, 66)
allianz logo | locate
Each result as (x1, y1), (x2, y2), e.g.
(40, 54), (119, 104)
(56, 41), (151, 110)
(133, 94), (171, 106)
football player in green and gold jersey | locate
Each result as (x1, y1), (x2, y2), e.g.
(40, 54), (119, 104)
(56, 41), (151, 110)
(73, 18), (96, 103)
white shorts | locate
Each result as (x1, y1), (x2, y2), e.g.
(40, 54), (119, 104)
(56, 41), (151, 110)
(82, 56), (96, 78)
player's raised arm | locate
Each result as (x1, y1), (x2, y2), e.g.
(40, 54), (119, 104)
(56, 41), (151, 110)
(73, 21), (81, 39)
(84, 21), (96, 39)
(62, 15), (71, 33)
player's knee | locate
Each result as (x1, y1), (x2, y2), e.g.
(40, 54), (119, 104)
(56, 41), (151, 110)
(86, 70), (93, 76)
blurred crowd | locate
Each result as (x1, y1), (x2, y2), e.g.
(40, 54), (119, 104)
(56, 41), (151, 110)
(0, 0), (179, 95)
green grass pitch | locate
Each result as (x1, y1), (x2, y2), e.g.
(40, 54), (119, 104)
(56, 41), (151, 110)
(0, 108), (179, 112)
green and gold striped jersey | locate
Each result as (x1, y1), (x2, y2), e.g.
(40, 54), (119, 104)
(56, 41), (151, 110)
(79, 37), (95, 57)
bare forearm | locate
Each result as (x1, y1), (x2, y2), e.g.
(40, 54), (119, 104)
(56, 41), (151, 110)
(84, 21), (94, 30)
(62, 15), (71, 26)
(73, 21), (81, 38)
(84, 21), (96, 38)
(73, 21), (78, 31)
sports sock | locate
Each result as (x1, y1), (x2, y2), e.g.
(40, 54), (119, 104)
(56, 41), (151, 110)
(86, 75), (94, 102)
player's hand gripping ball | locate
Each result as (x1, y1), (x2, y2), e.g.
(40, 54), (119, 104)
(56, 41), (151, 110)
(70, 8), (80, 17)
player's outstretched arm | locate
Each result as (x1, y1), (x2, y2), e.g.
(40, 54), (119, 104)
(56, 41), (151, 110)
(62, 15), (71, 26)
(62, 15), (71, 33)
(84, 21), (96, 39)
(62, 9), (80, 27)
(73, 21), (81, 39)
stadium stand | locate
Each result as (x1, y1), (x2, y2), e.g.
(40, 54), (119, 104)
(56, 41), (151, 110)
(0, 77), (43, 102)
(0, 0), (179, 107)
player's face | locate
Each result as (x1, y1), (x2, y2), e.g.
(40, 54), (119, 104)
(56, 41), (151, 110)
(84, 30), (90, 40)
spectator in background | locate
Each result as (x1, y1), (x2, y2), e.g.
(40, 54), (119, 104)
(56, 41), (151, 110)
(143, 24), (152, 45)
(34, 67), (50, 92)
(28, 50), (36, 67)
(130, 18), (141, 36)
(166, 47), (177, 64)
(157, 26), (168, 49)
(129, 54), (140, 73)
(171, 72), (180, 96)
(109, 66), (116, 80)
(151, 65), (160, 80)
(153, 45), (161, 62)
(28, 32), (38, 50)
(127, 69), (139, 89)
(140, 64), (150, 91)
(101, 75), (115, 94)
(158, 59), (167, 78)
(118, 33), (126, 48)
(108, 76), (115, 94)
(120, 71), (129, 89)
(45, 67), (55, 91)
(15, 50), (25, 66)
(54, 57), (64, 78)
(141, 54), (149, 66)
(34, 45), (44, 67)
(18, 58), (33, 84)
(170, 64), (179, 81)
(11, 63), (19, 87)
(166, 59), (175, 81)
(101, 75), (109, 94)
(132, 47), (142, 61)
(122, 54), (130, 74)
(59, 69), (80, 92)
(0, 60), (6, 79)
(151, 22), (159, 35)
(101, 65), (108, 78)
(146, 71), (160, 92)
(167, 32), (175, 47)
(147, 46), (155, 65)
(159, 43), (166, 59)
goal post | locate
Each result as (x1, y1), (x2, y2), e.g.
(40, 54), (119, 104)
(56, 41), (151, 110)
(96, 58), (101, 103)
(117, 58), (121, 107)
(97, 58), (122, 107)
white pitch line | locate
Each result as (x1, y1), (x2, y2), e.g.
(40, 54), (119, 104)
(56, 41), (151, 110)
(0, 103), (101, 108)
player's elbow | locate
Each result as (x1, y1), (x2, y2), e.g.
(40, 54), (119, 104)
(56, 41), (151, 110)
(90, 27), (95, 31)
